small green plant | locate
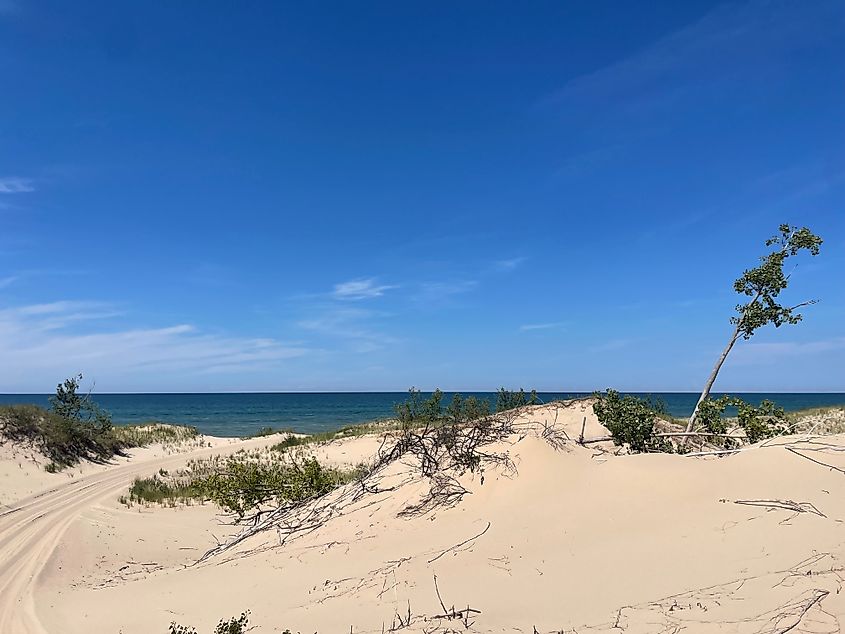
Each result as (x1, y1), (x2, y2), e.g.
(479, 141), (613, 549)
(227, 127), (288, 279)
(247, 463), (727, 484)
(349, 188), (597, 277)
(593, 390), (668, 453)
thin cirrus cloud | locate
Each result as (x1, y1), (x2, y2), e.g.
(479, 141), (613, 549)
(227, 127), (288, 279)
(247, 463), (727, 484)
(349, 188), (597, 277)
(730, 337), (845, 366)
(539, 0), (843, 115)
(519, 322), (565, 332)
(494, 257), (526, 272)
(297, 306), (398, 353)
(332, 278), (397, 301)
(0, 176), (35, 193)
(0, 301), (310, 389)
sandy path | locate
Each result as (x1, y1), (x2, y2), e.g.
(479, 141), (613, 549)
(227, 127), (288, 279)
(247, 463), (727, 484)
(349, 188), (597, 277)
(0, 436), (276, 633)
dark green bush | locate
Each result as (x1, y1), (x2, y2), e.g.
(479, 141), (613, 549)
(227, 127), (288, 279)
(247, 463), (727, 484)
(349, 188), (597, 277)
(593, 389), (668, 453)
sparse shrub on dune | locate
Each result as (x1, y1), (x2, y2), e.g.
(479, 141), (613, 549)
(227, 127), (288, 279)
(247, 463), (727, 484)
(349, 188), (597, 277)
(169, 611), (250, 634)
(495, 387), (539, 412)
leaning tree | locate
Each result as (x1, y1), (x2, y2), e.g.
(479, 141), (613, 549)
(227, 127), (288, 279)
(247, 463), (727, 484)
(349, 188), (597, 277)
(685, 224), (823, 437)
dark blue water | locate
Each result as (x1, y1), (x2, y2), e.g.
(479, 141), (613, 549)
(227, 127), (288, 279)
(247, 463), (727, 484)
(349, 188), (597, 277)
(1, 392), (843, 437)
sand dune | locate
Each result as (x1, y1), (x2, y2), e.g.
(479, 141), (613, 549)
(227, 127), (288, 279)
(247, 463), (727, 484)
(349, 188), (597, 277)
(2, 401), (845, 633)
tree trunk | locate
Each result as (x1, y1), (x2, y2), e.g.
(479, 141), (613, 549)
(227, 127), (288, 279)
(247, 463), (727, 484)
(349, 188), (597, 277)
(684, 323), (742, 436)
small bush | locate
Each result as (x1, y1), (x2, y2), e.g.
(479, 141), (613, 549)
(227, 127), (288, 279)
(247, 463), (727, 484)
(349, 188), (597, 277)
(495, 388), (539, 412)
(736, 398), (790, 443)
(692, 395), (791, 444)
(593, 389), (668, 453)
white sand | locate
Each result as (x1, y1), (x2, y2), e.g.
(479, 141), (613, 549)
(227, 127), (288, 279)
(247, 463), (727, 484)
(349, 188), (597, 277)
(2, 401), (844, 633)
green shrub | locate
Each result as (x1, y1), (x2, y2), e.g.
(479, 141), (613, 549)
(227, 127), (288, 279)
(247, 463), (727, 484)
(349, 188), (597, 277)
(692, 395), (791, 444)
(736, 398), (790, 443)
(593, 390), (668, 453)
(495, 388), (539, 412)
(199, 452), (360, 518)
(446, 393), (490, 423)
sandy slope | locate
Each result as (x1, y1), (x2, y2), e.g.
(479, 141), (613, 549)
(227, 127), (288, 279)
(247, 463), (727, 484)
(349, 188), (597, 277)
(3, 401), (845, 633)
(0, 433), (288, 634)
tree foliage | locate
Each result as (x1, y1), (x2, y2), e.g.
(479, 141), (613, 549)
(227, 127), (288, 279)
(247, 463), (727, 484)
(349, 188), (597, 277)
(686, 224), (822, 436)
(49, 373), (112, 432)
(731, 224), (823, 339)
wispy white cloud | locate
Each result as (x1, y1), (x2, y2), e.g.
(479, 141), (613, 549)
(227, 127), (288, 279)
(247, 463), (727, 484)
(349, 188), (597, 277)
(541, 0), (843, 116)
(731, 337), (845, 365)
(494, 257), (526, 272)
(0, 301), (310, 388)
(0, 275), (19, 289)
(0, 177), (35, 193)
(519, 322), (565, 332)
(298, 306), (397, 353)
(332, 278), (396, 301)
(418, 280), (477, 297)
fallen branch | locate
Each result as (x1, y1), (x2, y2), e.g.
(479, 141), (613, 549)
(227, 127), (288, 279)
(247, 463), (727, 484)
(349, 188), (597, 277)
(733, 499), (826, 517)
(428, 521), (491, 563)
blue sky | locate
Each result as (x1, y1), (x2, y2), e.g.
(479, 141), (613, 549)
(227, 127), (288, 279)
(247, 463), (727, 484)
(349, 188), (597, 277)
(1, 0), (843, 393)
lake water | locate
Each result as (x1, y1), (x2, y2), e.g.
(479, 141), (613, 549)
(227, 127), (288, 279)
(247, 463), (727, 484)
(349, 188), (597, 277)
(1, 392), (843, 437)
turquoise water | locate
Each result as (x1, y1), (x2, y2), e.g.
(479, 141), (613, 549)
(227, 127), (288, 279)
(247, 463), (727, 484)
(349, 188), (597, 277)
(1, 392), (843, 438)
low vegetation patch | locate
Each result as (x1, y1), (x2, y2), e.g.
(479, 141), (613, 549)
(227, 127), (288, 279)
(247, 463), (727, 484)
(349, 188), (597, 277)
(124, 446), (365, 519)
(788, 406), (845, 435)
(113, 423), (199, 446)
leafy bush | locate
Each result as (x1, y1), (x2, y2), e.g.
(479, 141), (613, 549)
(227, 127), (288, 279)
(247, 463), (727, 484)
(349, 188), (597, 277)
(736, 398), (790, 443)
(495, 388), (539, 412)
(692, 395), (791, 444)
(592, 389), (668, 453)
(395, 388), (444, 427)
(446, 393), (490, 423)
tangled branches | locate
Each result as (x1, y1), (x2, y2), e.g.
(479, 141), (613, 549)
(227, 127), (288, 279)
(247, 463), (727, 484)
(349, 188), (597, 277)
(198, 404), (548, 562)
